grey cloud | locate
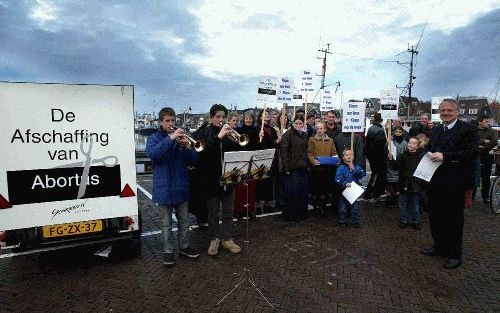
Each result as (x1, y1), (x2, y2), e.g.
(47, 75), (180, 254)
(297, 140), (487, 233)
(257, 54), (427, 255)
(413, 8), (500, 99)
(0, 0), (246, 113)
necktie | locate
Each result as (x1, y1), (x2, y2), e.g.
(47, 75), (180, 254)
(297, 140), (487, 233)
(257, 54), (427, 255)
(443, 125), (448, 132)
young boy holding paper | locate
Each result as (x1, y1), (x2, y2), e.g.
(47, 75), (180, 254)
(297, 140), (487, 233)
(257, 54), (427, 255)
(335, 149), (366, 228)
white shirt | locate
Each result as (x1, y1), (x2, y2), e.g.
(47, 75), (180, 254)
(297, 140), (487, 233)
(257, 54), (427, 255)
(444, 118), (458, 130)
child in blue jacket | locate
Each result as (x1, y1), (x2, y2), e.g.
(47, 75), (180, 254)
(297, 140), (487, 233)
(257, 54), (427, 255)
(335, 149), (366, 227)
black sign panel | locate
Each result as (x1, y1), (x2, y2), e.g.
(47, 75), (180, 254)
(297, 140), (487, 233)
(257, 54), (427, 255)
(258, 88), (276, 96)
(7, 165), (121, 205)
(381, 104), (397, 110)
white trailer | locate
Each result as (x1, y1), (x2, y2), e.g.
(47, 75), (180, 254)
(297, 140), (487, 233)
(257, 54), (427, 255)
(0, 82), (140, 256)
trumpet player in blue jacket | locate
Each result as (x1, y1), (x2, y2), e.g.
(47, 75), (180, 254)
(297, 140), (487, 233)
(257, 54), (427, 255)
(335, 149), (366, 228)
(147, 107), (199, 267)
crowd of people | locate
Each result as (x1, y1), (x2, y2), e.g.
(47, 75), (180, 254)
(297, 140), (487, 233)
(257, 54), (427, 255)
(146, 100), (498, 269)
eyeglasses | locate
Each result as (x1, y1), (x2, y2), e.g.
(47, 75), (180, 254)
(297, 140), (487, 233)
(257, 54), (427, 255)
(439, 109), (457, 113)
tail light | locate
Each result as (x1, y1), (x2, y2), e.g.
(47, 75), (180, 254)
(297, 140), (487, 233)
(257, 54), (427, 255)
(124, 216), (134, 227)
(0, 231), (6, 242)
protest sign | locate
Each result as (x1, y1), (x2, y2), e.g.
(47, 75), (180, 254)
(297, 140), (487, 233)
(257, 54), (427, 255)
(257, 75), (278, 102)
(342, 101), (366, 132)
(320, 88), (334, 112)
(0, 82), (137, 230)
(291, 87), (303, 106)
(299, 69), (315, 96)
(380, 89), (399, 119)
(276, 77), (294, 103)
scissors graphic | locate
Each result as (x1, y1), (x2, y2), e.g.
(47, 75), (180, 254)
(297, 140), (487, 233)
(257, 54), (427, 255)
(55, 136), (119, 199)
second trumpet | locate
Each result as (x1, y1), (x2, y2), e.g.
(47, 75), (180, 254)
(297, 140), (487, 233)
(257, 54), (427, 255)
(170, 127), (205, 152)
(219, 123), (249, 146)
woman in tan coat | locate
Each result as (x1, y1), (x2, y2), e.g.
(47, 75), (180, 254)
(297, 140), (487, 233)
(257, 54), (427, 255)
(308, 121), (337, 215)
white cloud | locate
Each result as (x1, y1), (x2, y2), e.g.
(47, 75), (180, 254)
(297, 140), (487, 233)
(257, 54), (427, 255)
(187, 0), (500, 81)
(29, 0), (59, 25)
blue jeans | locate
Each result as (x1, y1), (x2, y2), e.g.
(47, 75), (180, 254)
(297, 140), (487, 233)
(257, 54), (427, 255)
(339, 196), (360, 224)
(399, 191), (419, 224)
(158, 201), (190, 253)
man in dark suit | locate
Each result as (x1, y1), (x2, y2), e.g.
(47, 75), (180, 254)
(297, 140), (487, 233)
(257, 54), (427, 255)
(421, 99), (478, 269)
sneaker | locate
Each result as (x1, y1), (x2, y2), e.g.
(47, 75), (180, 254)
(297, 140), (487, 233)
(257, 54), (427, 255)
(367, 198), (378, 204)
(412, 223), (421, 230)
(208, 238), (220, 256)
(222, 239), (241, 254)
(483, 198), (491, 204)
(352, 223), (361, 228)
(163, 253), (175, 267)
(337, 221), (347, 227)
(179, 246), (200, 259)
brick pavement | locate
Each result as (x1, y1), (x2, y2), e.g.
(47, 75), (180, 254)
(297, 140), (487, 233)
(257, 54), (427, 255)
(0, 175), (499, 313)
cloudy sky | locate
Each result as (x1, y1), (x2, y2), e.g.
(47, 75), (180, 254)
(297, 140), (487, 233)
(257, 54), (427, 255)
(1, 0), (499, 113)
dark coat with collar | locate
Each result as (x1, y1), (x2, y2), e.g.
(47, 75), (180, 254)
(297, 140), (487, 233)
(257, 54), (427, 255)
(366, 122), (388, 159)
(280, 127), (309, 173)
(193, 124), (240, 196)
(397, 150), (424, 192)
(426, 119), (478, 192)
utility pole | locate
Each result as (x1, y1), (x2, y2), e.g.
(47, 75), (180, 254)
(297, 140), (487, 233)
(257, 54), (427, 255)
(407, 45), (418, 104)
(396, 44), (418, 120)
(317, 43), (332, 90)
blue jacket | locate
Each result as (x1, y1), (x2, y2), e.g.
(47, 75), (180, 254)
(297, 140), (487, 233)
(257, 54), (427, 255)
(335, 163), (366, 188)
(146, 128), (198, 205)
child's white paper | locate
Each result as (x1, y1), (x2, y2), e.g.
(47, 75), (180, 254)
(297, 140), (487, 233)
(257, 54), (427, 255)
(390, 142), (397, 160)
(342, 181), (365, 204)
(413, 152), (443, 182)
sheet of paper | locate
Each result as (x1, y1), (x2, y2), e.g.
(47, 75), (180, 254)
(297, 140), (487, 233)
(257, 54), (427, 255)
(221, 151), (253, 185)
(413, 152), (443, 182)
(390, 142), (397, 160)
(341, 181), (365, 205)
(250, 149), (275, 180)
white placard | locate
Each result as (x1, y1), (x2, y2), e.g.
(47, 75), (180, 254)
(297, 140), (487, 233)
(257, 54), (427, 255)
(380, 89), (399, 119)
(431, 96), (452, 122)
(320, 88), (334, 112)
(277, 77), (294, 103)
(292, 87), (304, 106)
(342, 101), (366, 132)
(299, 69), (315, 96)
(257, 75), (278, 102)
(0, 82), (138, 230)
(413, 152), (443, 182)
(341, 181), (365, 204)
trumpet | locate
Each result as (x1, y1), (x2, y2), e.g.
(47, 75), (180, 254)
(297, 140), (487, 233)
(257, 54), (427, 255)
(169, 127), (205, 152)
(219, 123), (249, 146)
